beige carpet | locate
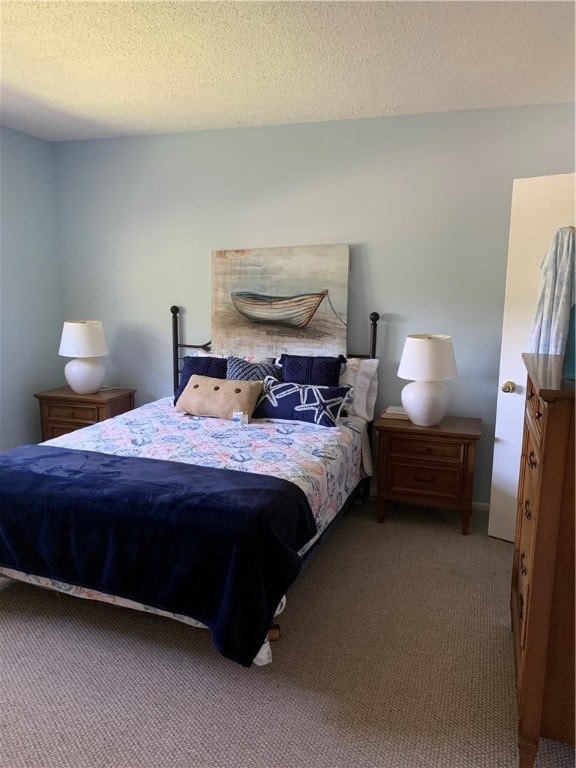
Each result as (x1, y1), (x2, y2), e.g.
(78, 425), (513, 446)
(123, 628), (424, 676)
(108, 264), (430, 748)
(1, 502), (573, 768)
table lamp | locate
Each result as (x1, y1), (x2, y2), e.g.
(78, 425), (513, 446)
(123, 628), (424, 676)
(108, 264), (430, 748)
(397, 334), (457, 426)
(59, 320), (109, 394)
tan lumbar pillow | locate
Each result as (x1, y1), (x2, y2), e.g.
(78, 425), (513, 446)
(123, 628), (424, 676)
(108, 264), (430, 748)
(175, 375), (263, 420)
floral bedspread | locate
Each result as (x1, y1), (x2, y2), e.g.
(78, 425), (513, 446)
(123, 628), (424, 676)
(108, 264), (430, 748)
(44, 396), (370, 550)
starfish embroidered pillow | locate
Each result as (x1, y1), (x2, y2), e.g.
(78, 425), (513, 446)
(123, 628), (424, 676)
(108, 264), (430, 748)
(252, 377), (352, 428)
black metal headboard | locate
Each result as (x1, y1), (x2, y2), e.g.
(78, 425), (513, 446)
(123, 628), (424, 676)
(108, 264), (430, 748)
(171, 305), (379, 392)
(170, 306), (211, 392)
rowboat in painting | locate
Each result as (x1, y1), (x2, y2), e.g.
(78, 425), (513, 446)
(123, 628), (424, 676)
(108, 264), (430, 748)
(231, 289), (328, 328)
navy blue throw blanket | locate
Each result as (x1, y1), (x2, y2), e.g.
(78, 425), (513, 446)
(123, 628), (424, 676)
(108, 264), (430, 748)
(0, 445), (317, 666)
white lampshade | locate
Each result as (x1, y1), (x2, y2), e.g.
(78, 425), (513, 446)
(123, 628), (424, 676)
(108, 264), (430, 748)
(59, 320), (109, 394)
(397, 334), (457, 381)
(397, 334), (457, 426)
(59, 320), (109, 358)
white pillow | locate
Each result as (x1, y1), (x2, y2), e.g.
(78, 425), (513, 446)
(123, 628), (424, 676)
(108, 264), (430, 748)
(182, 348), (220, 358)
(340, 358), (379, 421)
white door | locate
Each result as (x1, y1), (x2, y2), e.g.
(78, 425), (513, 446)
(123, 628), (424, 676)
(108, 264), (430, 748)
(488, 173), (575, 541)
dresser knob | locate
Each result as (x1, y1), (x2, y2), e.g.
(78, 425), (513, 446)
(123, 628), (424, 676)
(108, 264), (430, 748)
(524, 500), (532, 520)
(528, 451), (538, 470)
(520, 551), (527, 576)
(501, 381), (516, 393)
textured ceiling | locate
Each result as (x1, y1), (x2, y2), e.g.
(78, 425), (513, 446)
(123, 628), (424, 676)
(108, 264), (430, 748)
(0, 1), (574, 142)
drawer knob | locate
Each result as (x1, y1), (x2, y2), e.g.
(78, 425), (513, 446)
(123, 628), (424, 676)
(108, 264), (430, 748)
(524, 500), (532, 520)
(520, 551), (527, 576)
(501, 380), (516, 393)
(528, 451), (538, 470)
(518, 592), (524, 621)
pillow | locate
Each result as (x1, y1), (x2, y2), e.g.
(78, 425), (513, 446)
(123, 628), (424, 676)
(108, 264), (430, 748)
(340, 358), (380, 421)
(174, 356), (227, 404)
(252, 377), (352, 428)
(278, 354), (347, 386)
(180, 348), (214, 357)
(175, 375), (263, 420)
(226, 356), (280, 381)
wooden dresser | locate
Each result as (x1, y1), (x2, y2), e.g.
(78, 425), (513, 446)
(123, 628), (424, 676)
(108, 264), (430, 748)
(34, 386), (136, 440)
(511, 354), (574, 768)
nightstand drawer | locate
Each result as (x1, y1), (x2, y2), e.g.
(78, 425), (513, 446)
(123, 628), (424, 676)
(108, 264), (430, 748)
(45, 403), (98, 423)
(389, 436), (464, 464)
(387, 462), (462, 500)
(44, 423), (85, 439)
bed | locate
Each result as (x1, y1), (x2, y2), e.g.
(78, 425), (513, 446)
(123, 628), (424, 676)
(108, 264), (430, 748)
(0, 307), (380, 666)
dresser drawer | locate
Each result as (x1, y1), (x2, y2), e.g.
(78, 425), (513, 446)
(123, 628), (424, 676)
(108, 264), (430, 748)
(512, 454), (536, 662)
(518, 451), (538, 531)
(44, 403), (98, 424)
(386, 462), (462, 500)
(523, 421), (541, 488)
(525, 377), (545, 445)
(517, 503), (534, 653)
(388, 436), (464, 464)
(516, 580), (530, 657)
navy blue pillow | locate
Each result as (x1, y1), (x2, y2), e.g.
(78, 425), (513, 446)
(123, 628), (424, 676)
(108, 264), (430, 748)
(175, 356), (227, 403)
(253, 378), (352, 427)
(279, 354), (346, 386)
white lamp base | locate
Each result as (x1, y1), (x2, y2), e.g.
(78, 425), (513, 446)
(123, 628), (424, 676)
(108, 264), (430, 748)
(64, 357), (106, 394)
(401, 380), (449, 427)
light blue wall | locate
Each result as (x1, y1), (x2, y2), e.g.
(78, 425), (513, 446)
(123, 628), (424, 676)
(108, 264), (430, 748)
(1, 104), (574, 502)
(0, 126), (62, 449)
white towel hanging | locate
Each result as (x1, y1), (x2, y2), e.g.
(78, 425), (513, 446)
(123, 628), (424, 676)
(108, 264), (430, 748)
(527, 226), (575, 354)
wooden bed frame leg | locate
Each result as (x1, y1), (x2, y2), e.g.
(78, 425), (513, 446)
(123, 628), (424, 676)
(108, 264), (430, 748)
(268, 623), (281, 642)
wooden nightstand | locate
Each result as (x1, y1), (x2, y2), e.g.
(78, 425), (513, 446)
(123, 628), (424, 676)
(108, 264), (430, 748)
(34, 386), (136, 440)
(374, 414), (482, 535)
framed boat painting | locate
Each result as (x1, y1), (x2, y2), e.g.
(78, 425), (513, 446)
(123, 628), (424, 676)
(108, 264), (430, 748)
(212, 244), (350, 358)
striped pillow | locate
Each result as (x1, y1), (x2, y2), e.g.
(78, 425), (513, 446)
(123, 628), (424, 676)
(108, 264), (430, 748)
(226, 356), (280, 381)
